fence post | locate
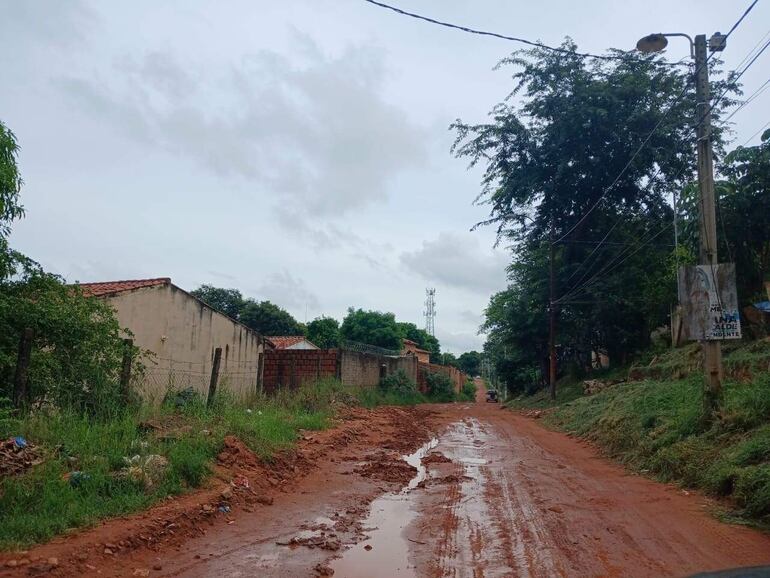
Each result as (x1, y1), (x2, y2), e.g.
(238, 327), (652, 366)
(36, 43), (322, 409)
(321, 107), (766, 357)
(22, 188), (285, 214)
(120, 338), (133, 401)
(207, 347), (222, 407)
(13, 328), (34, 408)
(256, 350), (264, 395)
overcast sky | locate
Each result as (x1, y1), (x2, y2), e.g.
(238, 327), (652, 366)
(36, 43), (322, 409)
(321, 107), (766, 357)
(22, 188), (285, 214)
(2, 0), (768, 353)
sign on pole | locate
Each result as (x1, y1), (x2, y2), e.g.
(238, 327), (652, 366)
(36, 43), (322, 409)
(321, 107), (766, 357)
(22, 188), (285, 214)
(678, 263), (741, 341)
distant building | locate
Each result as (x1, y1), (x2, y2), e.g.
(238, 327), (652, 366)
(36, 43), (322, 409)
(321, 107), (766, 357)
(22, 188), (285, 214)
(401, 338), (431, 364)
(78, 278), (266, 401)
(266, 336), (320, 350)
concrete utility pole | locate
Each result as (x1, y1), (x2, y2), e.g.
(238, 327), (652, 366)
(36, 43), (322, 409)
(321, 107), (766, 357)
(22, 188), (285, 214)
(693, 34), (724, 411)
(637, 31), (727, 413)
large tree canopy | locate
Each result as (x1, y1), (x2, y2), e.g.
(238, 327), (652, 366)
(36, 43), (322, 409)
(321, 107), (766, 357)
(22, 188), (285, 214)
(239, 300), (305, 336)
(455, 43), (735, 391)
(190, 285), (244, 320)
(306, 316), (341, 349)
(340, 308), (403, 351)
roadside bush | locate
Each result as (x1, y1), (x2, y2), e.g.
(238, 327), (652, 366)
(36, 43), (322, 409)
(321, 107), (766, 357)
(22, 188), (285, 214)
(380, 370), (418, 396)
(459, 379), (477, 402)
(425, 372), (456, 402)
(0, 270), (138, 416)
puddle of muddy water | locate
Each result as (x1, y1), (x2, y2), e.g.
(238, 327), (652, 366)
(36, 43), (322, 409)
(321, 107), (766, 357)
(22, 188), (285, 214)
(329, 438), (438, 578)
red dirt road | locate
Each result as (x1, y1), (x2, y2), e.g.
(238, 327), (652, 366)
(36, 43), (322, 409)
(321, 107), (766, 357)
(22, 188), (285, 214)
(3, 398), (770, 577)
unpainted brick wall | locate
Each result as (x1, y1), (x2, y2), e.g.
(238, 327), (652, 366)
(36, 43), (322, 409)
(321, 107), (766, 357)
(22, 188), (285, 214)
(262, 349), (338, 393)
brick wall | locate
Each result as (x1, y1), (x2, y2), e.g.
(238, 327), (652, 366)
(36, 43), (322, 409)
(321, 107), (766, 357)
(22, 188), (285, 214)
(262, 349), (338, 393)
(339, 350), (418, 388)
(263, 349), (419, 392)
(417, 362), (467, 394)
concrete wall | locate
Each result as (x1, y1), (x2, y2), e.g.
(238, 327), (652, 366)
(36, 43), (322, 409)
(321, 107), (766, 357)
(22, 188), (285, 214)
(101, 284), (265, 401)
(339, 350), (417, 388)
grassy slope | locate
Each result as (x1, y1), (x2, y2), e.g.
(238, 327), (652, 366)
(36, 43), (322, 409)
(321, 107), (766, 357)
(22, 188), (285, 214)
(0, 379), (428, 549)
(507, 342), (770, 526)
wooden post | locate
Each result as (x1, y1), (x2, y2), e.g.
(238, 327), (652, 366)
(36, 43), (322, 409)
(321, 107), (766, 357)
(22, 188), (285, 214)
(256, 350), (264, 395)
(119, 338), (133, 401)
(13, 328), (34, 408)
(207, 347), (222, 407)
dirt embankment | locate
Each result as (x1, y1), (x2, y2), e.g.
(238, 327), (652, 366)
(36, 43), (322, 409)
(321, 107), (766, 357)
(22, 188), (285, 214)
(0, 405), (438, 578)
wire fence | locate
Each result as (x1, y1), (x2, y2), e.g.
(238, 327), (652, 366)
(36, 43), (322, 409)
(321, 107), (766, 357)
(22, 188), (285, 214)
(339, 339), (401, 357)
(138, 355), (262, 401)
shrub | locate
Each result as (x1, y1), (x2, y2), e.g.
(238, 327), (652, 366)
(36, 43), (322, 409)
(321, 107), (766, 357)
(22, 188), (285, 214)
(425, 372), (456, 402)
(380, 370), (418, 396)
(0, 272), (137, 416)
(459, 379), (477, 402)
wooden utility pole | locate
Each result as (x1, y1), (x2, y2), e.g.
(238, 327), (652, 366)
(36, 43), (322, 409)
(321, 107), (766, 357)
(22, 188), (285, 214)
(694, 34), (723, 414)
(549, 213), (557, 400)
(207, 347), (222, 407)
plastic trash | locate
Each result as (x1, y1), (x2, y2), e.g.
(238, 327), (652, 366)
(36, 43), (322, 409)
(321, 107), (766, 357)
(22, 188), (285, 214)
(13, 436), (27, 449)
(69, 471), (91, 487)
(218, 505), (231, 513)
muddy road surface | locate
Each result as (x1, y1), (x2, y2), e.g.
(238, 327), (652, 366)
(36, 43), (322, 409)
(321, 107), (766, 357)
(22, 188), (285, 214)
(4, 395), (770, 578)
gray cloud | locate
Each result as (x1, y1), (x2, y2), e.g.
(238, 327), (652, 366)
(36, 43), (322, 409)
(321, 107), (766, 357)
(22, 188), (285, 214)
(400, 232), (508, 294)
(0, 0), (95, 49)
(254, 270), (320, 315)
(56, 42), (427, 217)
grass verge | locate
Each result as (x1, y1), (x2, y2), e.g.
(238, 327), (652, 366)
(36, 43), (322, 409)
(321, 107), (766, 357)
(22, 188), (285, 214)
(508, 367), (770, 527)
(0, 379), (357, 549)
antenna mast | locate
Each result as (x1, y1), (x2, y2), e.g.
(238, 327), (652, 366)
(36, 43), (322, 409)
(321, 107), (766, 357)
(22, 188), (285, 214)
(424, 288), (436, 336)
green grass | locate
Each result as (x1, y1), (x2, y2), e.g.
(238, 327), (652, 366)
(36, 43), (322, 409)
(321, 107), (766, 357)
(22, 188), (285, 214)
(0, 379), (351, 549)
(510, 368), (770, 526)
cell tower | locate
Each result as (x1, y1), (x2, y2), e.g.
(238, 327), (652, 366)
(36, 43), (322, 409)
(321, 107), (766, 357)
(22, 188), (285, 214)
(424, 288), (436, 336)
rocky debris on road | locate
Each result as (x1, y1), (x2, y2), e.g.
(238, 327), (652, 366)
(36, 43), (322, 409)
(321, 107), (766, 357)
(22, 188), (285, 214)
(315, 562), (335, 575)
(354, 450), (417, 484)
(277, 534), (342, 551)
(522, 409), (545, 419)
(422, 452), (451, 465)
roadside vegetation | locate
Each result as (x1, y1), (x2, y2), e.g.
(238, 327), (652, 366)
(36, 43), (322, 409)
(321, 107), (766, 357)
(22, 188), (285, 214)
(508, 342), (770, 526)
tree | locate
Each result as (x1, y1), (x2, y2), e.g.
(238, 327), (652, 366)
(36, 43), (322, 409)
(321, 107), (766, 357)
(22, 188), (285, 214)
(340, 308), (402, 350)
(453, 42), (735, 375)
(0, 121), (25, 279)
(397, 322), (441, 361)
(306, 316), (340, 349)
(457, 351), (482, 376)
(240, 300), (305, 336)
(190, 285), (244, 320)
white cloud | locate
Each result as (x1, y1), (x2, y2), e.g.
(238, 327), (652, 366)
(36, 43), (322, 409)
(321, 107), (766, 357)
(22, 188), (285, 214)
(56, 42), (427, 217)
(400, 232), (508, 294)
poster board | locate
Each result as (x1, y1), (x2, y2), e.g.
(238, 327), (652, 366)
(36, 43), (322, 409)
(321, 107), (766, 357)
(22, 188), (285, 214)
(677, 263), (741, 341)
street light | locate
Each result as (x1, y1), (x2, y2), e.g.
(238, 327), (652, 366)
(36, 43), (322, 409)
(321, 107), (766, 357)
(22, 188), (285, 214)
(635, 30), (727, 415)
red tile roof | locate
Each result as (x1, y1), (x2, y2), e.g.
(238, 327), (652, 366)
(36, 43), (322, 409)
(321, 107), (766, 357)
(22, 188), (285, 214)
(77, 278), (170, 297)
(266, 336), (317, 349)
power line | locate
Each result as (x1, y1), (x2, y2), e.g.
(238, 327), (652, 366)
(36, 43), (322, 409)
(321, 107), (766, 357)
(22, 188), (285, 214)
(555, 0), (759, 245)
(722, 75), (770, 123)
(361, 0), (685, 65)
(703, 38), (770, 127)
(740, 120), (770, 146)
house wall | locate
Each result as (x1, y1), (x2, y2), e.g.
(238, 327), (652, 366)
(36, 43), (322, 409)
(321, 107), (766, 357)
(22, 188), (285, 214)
(101, 284), (264, 401)
(285, 341), (319, 350)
